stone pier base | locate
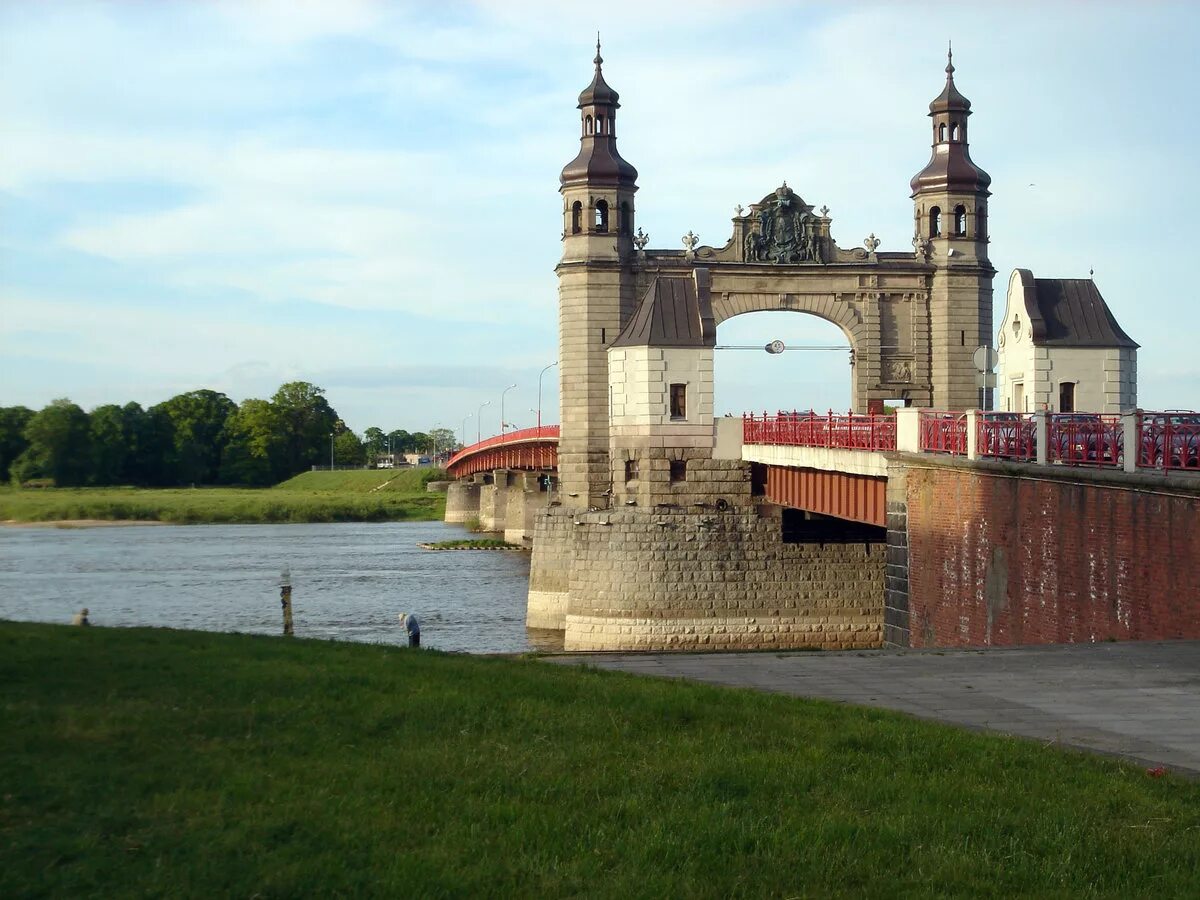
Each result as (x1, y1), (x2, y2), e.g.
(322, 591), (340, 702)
(528, 505), (884, 651)
(444, 481), (481, 524)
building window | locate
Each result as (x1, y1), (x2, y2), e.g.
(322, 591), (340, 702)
(669, 459), (687, 482)
(571, 201), (582, 234)
(594, 199), (609, 232)
(624, 458), (639, 482)
(938, 123), (946, 142)
(954, 205), (967, 236)
(978, 207), (987, 240)
(669, 383), (686, 419)
(1059, 382), (1075, 413)
(950, 122), (960, 141)
(585, 115), (593, 135)
(929, 206), (941, 238)
(620, 201), (631, 235)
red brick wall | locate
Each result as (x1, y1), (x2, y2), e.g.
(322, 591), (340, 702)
(905, 464), (1200, 647)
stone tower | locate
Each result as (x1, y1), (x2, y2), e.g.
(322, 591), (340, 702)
(557, 40), (639, 508)
(910, 46), (996, 410)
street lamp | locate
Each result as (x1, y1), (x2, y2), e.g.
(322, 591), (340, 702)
(461, 413), (472, 448)
(501, 383), (517, 434)
(537, 361), (559, 431)
(476, 400), (491, 443)
(329, 431), (335, 470)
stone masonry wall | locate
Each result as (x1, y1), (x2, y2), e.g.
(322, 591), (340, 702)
(444, 481), (481, 524)
(527, 506), (575, 630)
(902, 460), (1200, 647)
(562, 507), (884, 651)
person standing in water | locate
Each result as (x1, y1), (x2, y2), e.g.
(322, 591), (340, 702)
(398, 612), (420, 648)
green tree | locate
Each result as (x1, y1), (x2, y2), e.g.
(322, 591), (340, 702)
(409, 432), (431, 455)
(220, 399), (284, 486)
(12, 399), (91, 486)
(428, 427), (456, 457)
(333, 431), (365, 466)
(88, 404), (127, 485)
(363, 427), (387, 461)
(154, 389), (237, 485)
(120, 402), (175, 486)
(0, 406), (35, 482)
(272, 382), (339, 477)
(388, 429), (413, 454)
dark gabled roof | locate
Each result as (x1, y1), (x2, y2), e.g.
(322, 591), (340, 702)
(612, 270), (716, 349)
(1032, 278), (1138, 349)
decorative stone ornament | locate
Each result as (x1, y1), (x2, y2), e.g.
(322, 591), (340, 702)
(864, 233), (881, 262)
(682, 230), (699, 256)
(633, 227), (650, 252)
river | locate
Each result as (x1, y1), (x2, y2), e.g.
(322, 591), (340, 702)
(0, 521), (561, 654)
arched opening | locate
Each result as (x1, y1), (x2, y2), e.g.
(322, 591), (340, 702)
(594, 199), (609, 232)
(929, 206), (942, 238)
(950, 122), (960, 141)
(571, 201), (582, 234)
(953, 205), (967, 237)
(619, 201), (631, 235)
(978, 206), (987, 240)
(585, 115), (593, 135)
(596, 116), (605, 135)
(713, 310), (855, 416)
(938, 123), (946, 142)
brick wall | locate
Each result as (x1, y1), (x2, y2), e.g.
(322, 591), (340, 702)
(903, 460), (1200, 646)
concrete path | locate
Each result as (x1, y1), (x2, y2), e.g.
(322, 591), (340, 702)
(545, 641), (1200, 775)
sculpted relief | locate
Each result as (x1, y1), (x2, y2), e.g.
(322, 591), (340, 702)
(743, 183), (826, 264)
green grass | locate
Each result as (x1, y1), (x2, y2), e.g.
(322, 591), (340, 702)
(1, 622), (1197, 898)
(0, 470), (447, 524)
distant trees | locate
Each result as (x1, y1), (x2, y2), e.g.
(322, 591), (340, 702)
(1, 385), (452, 486)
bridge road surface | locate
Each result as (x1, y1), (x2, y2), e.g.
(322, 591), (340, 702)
(545, 641), (1200, 776)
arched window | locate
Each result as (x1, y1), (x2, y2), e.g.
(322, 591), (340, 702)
(595, 199), (609, 232)
(929, 206), (941, 238)
(585, 115), (593, 135)
(571, 201), (582, 234)
(939, 123), (946, 142)
(978, 206), (987, 240)
(950, 122), (960, 141)
(954, 205), (967, 236)
(619, 202), (631, 235)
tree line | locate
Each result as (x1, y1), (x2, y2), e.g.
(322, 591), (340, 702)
(0, 381), (457, 488)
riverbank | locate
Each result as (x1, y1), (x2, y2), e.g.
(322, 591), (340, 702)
(2, 622), (1197, 897)
(0, 469), (447, 524)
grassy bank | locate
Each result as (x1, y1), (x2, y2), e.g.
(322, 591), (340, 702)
(0, 469), (446, 524)
(1, 622), (1197, 898)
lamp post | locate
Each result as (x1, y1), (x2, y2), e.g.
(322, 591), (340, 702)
(476, 400), (490, 443)
(501, 383), (517, 434)
(461, 413), (472, 448)
(329, 432), (335, 470)
(537, 361), (558, 431)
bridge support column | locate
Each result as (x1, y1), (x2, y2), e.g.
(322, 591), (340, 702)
(444, 481), (481, 524)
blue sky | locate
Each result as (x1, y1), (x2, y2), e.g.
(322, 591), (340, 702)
(2, 1), (1197, 439)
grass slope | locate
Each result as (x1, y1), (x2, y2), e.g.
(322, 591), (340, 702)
(1, 622), (1197, 898)
(0, 469), (446, 524)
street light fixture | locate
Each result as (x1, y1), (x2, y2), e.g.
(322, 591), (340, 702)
(461, 413), (472, 449)
(501, 383), (518, 434)
(476, 400), (491, 443)
(538, 361), (559, 431)
(329, 431), (335, 470)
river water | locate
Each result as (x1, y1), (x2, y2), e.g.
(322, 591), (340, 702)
(0, 521), (561, 654)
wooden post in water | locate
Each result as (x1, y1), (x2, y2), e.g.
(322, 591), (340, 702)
(279, 567), (294, 636)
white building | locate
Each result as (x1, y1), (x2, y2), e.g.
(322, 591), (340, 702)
(996, 268), (1138, 413)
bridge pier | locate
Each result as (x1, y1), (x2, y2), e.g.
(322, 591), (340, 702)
(445, 480), (482, 524)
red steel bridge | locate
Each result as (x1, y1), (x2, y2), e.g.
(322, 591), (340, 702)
(445, 425), (559, 478)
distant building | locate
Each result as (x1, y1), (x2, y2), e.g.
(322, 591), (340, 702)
(997, 268), (1138, 413)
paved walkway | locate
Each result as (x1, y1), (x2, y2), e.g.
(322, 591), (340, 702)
(546, 641), (1200, 775)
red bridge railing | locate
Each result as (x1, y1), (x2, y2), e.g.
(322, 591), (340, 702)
(743, 410), (896, 451)
(1049, 415), (1123, 467)
(919, 411), (967, 454)
(1138, 413), (1200, 471)
(977, 413), (1037, 461)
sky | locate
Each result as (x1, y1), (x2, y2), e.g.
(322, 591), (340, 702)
(2, 1), (1198, 440)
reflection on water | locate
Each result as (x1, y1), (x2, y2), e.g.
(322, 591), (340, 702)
(0, 521), (563, 654)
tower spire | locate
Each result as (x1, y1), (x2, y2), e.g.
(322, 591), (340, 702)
(946, 40), (954, 76)
(595, 32), (602, 67)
